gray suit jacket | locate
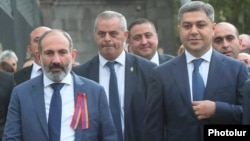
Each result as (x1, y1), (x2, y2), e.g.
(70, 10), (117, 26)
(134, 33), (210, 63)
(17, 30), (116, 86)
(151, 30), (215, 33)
(3, 72), (117, 141)
(144, 50), (249, 141)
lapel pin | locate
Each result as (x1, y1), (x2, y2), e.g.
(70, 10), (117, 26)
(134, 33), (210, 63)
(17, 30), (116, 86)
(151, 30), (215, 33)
(130, 67), (134, 72)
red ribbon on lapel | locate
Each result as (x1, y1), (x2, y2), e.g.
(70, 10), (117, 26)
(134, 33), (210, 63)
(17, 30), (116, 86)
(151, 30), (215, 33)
(70, 93), (89, 129)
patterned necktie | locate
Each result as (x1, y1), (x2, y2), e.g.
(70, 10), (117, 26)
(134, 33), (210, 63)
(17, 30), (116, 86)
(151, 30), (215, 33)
(106, 62), (123, 141)
(192, 59), (205, 101)
(48, 83), (64, 141)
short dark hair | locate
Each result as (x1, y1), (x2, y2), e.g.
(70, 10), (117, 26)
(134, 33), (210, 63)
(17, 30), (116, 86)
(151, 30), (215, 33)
(178, 1), (214, 23)
(38, 29), (73, 54)
(128, 18), (156, 39)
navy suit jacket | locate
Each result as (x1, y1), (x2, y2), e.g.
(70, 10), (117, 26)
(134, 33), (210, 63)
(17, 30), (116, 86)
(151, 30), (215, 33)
(243, 79), (250, 124)
(158, 53), (175, 64)
(73, 52), (157, 141)
(13, 65), (32, 85)
(144, 50), (249, 141)
(3, 72), (117, 141)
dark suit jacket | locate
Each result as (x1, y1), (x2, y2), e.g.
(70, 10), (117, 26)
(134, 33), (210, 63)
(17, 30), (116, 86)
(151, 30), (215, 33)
(158, 53), (175, 64)
(73, 52), (157, 141)
(3, 72), (117, 141)
(144, 50), (249, 141)
(0, 72), (15, 140)
(243, 79), (250, 124)
(13, 65), (32, 85)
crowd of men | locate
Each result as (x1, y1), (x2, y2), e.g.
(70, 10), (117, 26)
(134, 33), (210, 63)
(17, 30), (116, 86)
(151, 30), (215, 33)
(0, 1), (250, 141)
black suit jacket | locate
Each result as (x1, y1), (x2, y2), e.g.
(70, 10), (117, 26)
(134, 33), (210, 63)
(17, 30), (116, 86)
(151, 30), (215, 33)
(0, 72), (15, 140)
(73, 52), (157, 141)
(13, 65), (32, 85)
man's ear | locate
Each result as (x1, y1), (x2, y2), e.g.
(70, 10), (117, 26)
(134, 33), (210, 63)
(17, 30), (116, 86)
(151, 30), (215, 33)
(72, 49), (77, 62)
(35, 50), (41, 65)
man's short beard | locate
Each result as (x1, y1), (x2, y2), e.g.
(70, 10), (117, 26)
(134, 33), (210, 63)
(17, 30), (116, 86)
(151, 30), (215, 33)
(46, 71), (67, 82)
(42, 62), (71, 82)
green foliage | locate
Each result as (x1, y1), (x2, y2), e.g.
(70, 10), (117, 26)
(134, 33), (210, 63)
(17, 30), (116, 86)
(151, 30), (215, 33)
(172, 0), (250, 48)
(201, 0), (250, 34)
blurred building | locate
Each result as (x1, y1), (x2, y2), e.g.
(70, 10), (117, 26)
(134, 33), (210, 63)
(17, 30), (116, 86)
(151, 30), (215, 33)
(40, 0), (177, 63)
(0, 0), (177, 68)
(0, 0), (43, 70)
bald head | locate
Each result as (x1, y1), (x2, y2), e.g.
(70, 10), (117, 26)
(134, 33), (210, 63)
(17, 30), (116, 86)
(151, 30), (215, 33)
(239, 34), (250, 51)
(29, 26), (51, 65)
(237, 52), (250, 67)
(30, 26), (51, 42)
(212, 22), (241, 59)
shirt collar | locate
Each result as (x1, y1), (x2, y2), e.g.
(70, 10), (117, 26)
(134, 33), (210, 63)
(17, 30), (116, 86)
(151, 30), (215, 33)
(185, 47), (212, 64)
(99, 50), (126, 67)
(33, 62), (41, 72)
(150, 52), (160, 65)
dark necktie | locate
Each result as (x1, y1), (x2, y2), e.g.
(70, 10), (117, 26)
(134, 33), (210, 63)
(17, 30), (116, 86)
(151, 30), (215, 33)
(192, 59), (205, 101)
(48, 83), (64, 141)
(106, 62), (123, 141)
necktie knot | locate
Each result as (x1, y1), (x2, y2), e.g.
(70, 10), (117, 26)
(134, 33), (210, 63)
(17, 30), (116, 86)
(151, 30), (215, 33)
(192, 59), (203, 71)
(106, 62), (116, 72)
(51, 83), (64, 91)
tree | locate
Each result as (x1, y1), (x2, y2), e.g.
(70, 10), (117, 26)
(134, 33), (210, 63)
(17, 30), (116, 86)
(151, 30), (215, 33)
(202, 0), (250, 34)
(173, 0), (250, 50)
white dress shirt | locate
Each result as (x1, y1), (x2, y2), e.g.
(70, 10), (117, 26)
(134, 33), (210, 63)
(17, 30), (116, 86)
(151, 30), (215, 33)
(185, 47), (212, 101)
(44, 72), (75, 141)
(150, 52), (160, 65)
(30, 62), (42, 79)
(99, 50), (126, 135)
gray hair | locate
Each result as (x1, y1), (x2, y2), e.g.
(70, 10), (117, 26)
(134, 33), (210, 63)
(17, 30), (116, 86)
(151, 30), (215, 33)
(240, 34), (250, 41)
(178, 1), (214, 23)
(38, 29), (73, 54)
(94, 10), (127, 32)
(0, 50), (18, 62)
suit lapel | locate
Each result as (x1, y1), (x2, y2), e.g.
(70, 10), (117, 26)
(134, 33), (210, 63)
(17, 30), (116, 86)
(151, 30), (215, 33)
(172, 54), (192, 106)
(31, 75), (49, 138)
(31, 73), (88, 139)
(204, 50), (225, 99)
(88, 56), (99, 82)
(124, 53), (137, 115)
(159, 54), (168, 64)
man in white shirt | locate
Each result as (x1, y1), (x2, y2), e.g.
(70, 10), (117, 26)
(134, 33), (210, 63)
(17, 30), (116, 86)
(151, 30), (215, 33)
(127, 18), (174, 65)
(3, 29), (117, 141)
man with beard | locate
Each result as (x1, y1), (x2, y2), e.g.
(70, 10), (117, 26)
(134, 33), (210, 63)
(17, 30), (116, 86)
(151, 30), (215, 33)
(3, 29), (117, 141)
